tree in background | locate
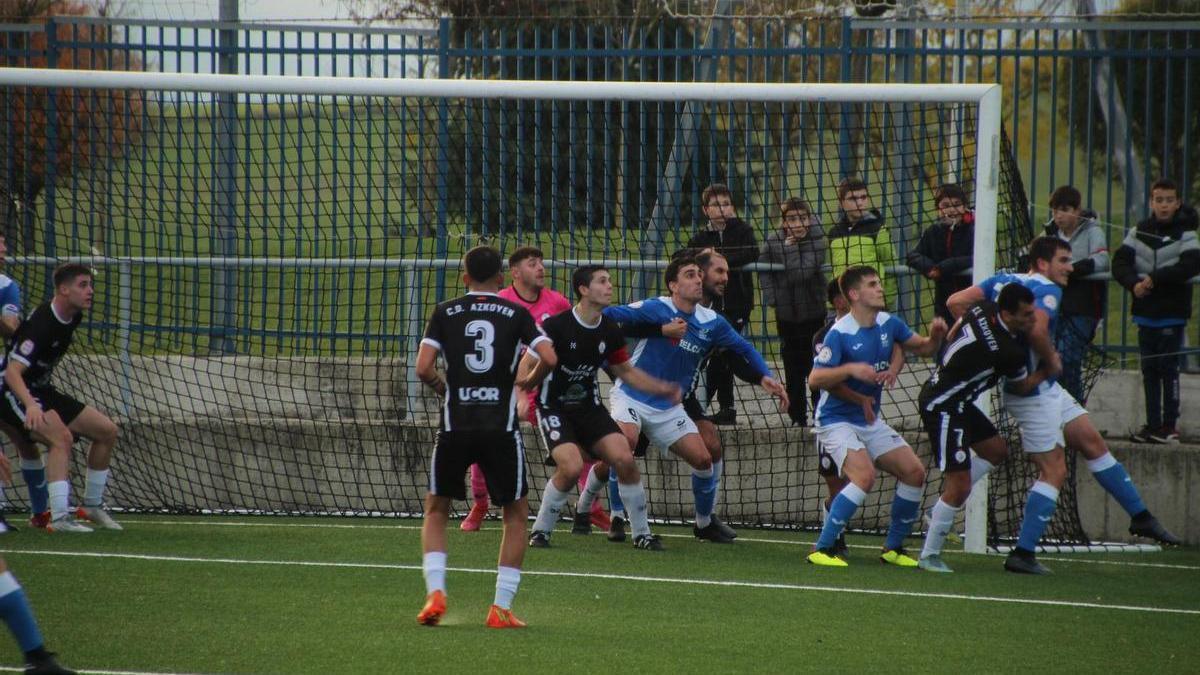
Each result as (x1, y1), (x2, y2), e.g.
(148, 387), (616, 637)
(0, 0), (144, 253)
(1058, 0), (1200, 201)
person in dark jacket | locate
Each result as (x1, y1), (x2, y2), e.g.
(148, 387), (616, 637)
(1043, 185), (1108, 404)
(687, 183), (759, 425)
(906, 184), (975, 324)
(1112, 178), (1200, 444)
(760, 197), (827, 425)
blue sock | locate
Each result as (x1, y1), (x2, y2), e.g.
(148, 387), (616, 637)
(20, 459), (47, 515)
(0, 572), (43, 653)
(692, 468), (716, 528)
(608, 467), (624, 518)
(815, 483), (867, 550)
(884, 482), (924, 551)
(1016, 481), (1059, 552)
(1087, 454), (1146, 517)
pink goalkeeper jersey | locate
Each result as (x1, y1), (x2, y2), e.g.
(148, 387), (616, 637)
(498, 285), (571, 422)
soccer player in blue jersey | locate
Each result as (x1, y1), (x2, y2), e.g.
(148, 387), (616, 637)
(948, 236), (1180, 574)
(601, 255), (789, 543)
(0, 235), (51, 532)
(807, 265), (948, 567)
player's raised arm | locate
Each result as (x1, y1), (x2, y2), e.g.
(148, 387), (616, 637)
(946, 285), (984, 320)
(901, 317), (948, 358)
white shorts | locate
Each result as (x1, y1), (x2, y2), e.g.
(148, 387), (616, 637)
(815, 420), (909, 476)
(1002, 382), (1088, 454)
(609, 388), (699, 453)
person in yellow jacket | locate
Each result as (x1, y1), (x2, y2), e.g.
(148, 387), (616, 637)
(828, 177), (899, 303)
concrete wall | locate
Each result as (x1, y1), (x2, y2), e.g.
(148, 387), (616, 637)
(31, 355), (1199, 544)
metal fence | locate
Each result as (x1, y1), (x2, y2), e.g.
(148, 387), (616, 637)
(2, 14), (1197, 359)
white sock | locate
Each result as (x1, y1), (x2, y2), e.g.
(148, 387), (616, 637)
(422, 551), (447, 595)
(48, 480), (70, 520)
(970, 457), (995, 487)
(921, 498), (961, 559)
(532, 481), (569, 534)
(494, 566), (521, 610)
(618, 481), (651, 538)
(84, 468), (109, 507)
(711, 459), (724, 511)
(576, 469), (605, 514)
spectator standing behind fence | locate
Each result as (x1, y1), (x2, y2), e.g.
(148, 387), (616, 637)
(1043, 185), (1108, 404)
(906, 184), (975, 324)
(687, 183), (759, 426)
(828, 177), (898, 304)
(759, 197), (827, 426)
(1112, 178), (1200, 445)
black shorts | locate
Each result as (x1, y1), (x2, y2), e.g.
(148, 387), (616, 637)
(0, 385), (86, 441)
(921, 405), (998, 473)
(535, 405), (622, 465)
(430, 429), (528, 505)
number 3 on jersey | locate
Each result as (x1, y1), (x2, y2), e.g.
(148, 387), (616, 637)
(464, 320), (495, 373)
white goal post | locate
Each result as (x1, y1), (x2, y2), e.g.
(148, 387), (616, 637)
(0, 67), (1002, 552)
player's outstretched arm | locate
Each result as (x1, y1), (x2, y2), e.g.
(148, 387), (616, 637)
(515, 349), (553, 391)
(414, 343), (446, 397)
(946, 286), (985, 320)
(759, 375), (790, 413)
(877, 342), (907, 388)
(609, 361), (681, 404)
(902, 317), (948, 358)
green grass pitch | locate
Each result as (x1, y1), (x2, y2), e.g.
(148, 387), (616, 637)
(0, 514), (1196, 673)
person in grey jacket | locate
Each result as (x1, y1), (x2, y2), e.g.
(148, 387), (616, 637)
(1044, 185), (1109, 404)
(760, 197), (827, 425)
(1112, 178), (1200, 444)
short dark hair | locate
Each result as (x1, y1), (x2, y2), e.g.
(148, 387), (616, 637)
(1150, 178), (1178, 195)
(780, 197), (811, 216)
(997, 282), (1035, 314)
(701, 183), (732, 207)
(463, 246), (503, 284)
(1048, 185), (1082, 210)
(571, 264), (606, 299)
(826, 278), (844, 305)
(508, 246), (543, 268)
(1027, 235), (1071, 269)
(837, 177), (868, 201)
(664, 256), (699, 289)
(934, 184), (967, 205)
(53, 263), (92, 289)
(694, 248), (727, 272)
(838, 265), (878, 297)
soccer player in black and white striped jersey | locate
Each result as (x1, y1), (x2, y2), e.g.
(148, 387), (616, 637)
(915, 283), (1044, 572)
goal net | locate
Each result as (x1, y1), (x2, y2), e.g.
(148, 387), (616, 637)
(0, 68), (1090, 548)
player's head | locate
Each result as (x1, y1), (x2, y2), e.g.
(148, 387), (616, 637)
(1027, 235), (1073, 286)
(508, 246), (546, 291)
(572, 264), (612, 306)
(701, 183), (736, 227)
(839, 265), (884, 311)
(1150, 177), (1180, 223)
(837, 177), (871, 222)
(694, 248), (729, 299)
(665, 256), (703, 304)
(826, 277), (849, 317)
(462, 245), (504, 290)
(53, 262), (94, 311)
(934, 184), (969, 225)
(780, 197), (813, 239)
(996, 282), (1037, 334)
(1048, 185), (1083, 231)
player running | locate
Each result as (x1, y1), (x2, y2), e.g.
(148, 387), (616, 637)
(415, 246), (556, 628)
(519, 265), (680, 551)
